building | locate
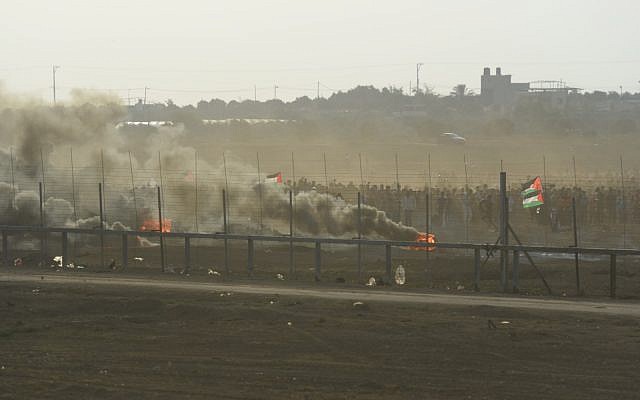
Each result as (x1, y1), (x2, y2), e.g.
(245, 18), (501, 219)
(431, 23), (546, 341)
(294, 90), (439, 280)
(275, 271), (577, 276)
(480, 67), (530, 109)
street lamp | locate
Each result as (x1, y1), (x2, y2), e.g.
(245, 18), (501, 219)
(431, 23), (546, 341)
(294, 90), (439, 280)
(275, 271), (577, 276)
(52, 65), (60, 104)
(416, 63), (424, 95)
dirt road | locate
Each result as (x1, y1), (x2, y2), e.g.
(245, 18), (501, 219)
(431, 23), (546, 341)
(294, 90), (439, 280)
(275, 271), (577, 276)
(2, 270), (640, 399)
(2, 271), (639, 317)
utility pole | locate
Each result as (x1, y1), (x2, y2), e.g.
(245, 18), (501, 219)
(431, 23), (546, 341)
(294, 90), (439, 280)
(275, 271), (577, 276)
(52, 65), (60, 104)
(274, 85), (278, 100)
(143, 87), (149, 125)
(416, 63), (424, 95)
(254, 85), (257, 102)
(317, 81), (320, 99)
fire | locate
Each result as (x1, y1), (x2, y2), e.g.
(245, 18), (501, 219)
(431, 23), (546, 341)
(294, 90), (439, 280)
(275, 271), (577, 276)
(411, 232), (436, 251)
(140, 219), (172, 233)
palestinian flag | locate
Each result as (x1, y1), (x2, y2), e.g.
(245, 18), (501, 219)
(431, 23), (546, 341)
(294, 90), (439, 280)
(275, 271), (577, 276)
(265, 172), (283, 184)
(521, 177), (544, 208)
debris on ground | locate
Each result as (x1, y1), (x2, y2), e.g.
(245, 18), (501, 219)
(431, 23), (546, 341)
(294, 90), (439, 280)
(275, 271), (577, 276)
(13, 258), (23, 267)
(500, 321), (511, 325)
(352, 301), (367, 309)
(395, 265), (406, 285)
(264, 248), (272, 254)
(133, 257), (144, 262)
(276, 273), (285, 280)
(52, 256), (63, 268)
(208, 268), (221, 277)
(76, 264), (86, 270)
(366, 277), (377, 287)
(287, 321), (292, 327)
(31, 288), (40, 295)
(457, 285), (465, 291)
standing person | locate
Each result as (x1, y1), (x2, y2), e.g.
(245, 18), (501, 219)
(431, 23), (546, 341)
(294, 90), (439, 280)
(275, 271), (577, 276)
(438, 190), (450, 227)
(402, 189), (417, 227)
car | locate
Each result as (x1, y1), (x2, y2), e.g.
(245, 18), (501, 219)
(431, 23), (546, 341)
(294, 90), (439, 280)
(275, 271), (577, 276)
(439, 132), (466, 144)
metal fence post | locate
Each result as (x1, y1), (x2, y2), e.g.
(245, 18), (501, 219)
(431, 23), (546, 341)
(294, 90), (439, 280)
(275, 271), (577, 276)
(61, 231), (68, 267)
(99, 183), (105, 269)
(223, 189), (229, 275)
(39, 182), (46, 266)
(385, 244), (392, 283)
(314, 241), (321, 281)
(610, 254), (617, 298)
(184, 236), (190, 273)
(2, 231), (8, 266)
(357, 191), (362, 280)
(122, 233), (128, 269)
(499, 172), (508, 292)
(572, 197), (581, 295)
(289, 190), (294, 277)
(512, 250), (519, 293)
(474, 248), (480, 291)
(248, 238), (254, 277)
(157, 186), (165, 273)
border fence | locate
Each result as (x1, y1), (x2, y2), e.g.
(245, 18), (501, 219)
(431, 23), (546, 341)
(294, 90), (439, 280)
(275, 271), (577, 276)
(1, 150), (640, 298)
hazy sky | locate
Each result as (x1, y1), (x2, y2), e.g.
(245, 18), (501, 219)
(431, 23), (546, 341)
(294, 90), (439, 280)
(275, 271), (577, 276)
(2, 0), (639, 104)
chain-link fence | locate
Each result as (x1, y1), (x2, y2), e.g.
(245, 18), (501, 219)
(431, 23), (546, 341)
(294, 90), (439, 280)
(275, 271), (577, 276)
(0, 152), (638, 249)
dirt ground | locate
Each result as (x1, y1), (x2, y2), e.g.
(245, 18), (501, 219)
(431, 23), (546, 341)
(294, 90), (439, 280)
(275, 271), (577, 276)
(2, 269), (640, 399)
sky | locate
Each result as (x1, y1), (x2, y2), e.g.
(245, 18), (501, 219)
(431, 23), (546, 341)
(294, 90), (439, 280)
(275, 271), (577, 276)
(1, 0), (640, 105)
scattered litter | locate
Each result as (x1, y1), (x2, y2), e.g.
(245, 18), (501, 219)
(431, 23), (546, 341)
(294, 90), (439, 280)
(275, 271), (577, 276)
(13, 258), (23, 267)
(99, 369), (109, 375)
(65, 263), (75, 269)
(394, 265), (406, 285)
(457, 285), (465, 291)
(1, 366), (5, 370)
(276, 273), (285, 280)
(264, 248), (272, 254)
(76, 264), (86, 270)
(365, 277), (377, 287)
(500, 321), (511, 325)
(353, 301), (369, 310)
(52, 256), (63, 268)
(31, 288), (40, 295)
(133, 257), (144, 262)
(208, 268), (221, 277)
(287, 321), (292, 327)
(218, 292), (232, 297)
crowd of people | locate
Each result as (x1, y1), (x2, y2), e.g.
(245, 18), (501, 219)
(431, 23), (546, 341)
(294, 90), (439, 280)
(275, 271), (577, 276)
(287, 177), (640, 234)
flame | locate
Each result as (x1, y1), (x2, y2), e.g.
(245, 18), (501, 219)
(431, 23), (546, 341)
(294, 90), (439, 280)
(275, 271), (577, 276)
(140, 219), (172, 233)
(410, 232), (436, 251)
